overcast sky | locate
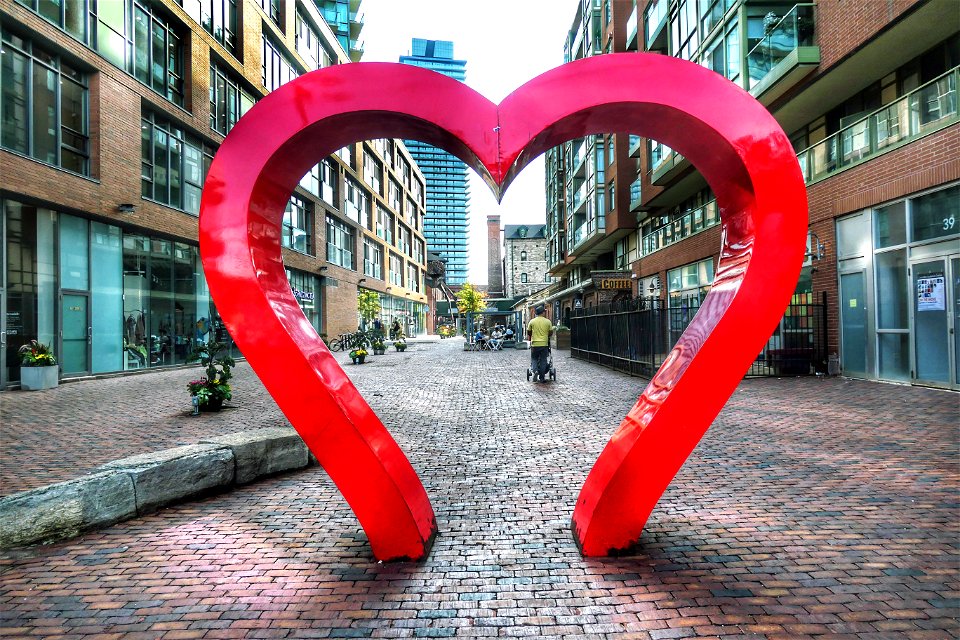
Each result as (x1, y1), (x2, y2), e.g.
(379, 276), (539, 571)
(359, 0), (576, 284)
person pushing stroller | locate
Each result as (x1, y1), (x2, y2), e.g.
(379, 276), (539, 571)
(526, 305), (554, 383)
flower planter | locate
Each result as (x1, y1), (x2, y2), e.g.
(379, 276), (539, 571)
(352, 355), (366, 364)
(373, 348), (385, 355)
(395, 345), (406, 352)
(20, 366), (59, 391)
(200, 397), (224, 412)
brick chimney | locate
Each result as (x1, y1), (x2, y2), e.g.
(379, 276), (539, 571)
(487, 214), (503, 297)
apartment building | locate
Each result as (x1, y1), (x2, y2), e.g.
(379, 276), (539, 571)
(0, 0), (429, 387)
(546, 0), (958, 389)
(399, 39), (471, 285)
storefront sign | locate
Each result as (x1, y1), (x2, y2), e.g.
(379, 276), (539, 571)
(574, 299), (583, 309)
(597, 278), (632, 290)
(917, 274), (945, 311)
(292, 287), (315, 302)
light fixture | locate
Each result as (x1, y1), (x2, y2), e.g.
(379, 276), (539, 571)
(386, 287), (392, 292)
(117, 203), (136, 213)
(805, 230), (825, 262)
(319, 266), (328, 272)
(358, 278), (366, 284)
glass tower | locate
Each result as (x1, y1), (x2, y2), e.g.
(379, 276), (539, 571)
(399, 39), (470, 285)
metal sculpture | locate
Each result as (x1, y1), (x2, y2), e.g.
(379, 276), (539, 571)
(199, 54), (807, 560)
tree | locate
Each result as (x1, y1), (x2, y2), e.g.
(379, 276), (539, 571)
(455, 283), (488, 315)
(357, 290), (381, 328)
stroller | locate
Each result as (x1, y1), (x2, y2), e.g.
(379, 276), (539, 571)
(527, 348), (557, 382)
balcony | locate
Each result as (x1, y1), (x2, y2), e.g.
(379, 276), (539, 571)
(570, 141), (587, 178)
(349, 12), (364, 38)
(349, 39), (364, 62)
(748, 4), (819, 105)
(641, 199), (720, 257)
(650, 149), (690, 186)
(644, 0), (668, 52)
(569, 181), (588, 214)
(626, 3), (638, 51)
(629, 178), (643, 212)
(628, 134), (642, 158)
(797, 67), (958, 184)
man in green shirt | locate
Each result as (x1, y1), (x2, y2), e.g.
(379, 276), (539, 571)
(526, 306), (554, 382)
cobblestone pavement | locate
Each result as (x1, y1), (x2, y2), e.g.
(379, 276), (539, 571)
(1, 338), (958, 639)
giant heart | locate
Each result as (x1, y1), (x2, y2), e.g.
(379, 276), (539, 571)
(199, 53), (807, 561)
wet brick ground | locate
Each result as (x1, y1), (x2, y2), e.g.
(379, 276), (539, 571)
(1, 338), (958, 638)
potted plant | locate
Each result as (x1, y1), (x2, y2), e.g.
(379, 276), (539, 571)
(371, 338), (386, 355)
(394, 337), (407, 352)
(552, 325), (571, 350)
(186, 341), (235, 412)
(18, 340), (58, 391)
(350, 347), (368, 364)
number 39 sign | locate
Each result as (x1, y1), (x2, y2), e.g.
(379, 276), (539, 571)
(199, 54), (807, 561)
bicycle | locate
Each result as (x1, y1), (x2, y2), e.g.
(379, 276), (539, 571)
(327, 332), (351, 352)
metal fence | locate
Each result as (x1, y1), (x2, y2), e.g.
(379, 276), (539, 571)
(570, 294), (828, 378)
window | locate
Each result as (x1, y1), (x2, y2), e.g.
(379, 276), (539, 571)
(520, 250), (527, 261)
(363, 238), (383, 279)
(262, 35), (301, 91)
(176, 0), (237, 52)
(388, 179), (402, 211)
(344, 177), (370, 227)
(296, 9), (334, 70)
(544, 273), (551, 282)
(261, 0), (281, 26)
(132, 2), (184, 105)
(397, 224), (411, 257)
(667, 258), (714, 308)
(141, 111), (215, 214)
(407, 263), (420, 292)
(325, 215), (354, 269)
(319, 159), (337, 206)
(283, 195), (312, 254)
(414, 239), (425, 264)
(18, 0), (184, 105)
(209, 62), (256, 135)
(16, 0), (88, 41)
(363, 151), (383, 194)
(520, 273), (528, 283)
(389, 252), (403, 286)
(1, 29), (90, 175)
(376, 205), (394, 244)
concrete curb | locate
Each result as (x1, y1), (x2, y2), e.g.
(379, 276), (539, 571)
(0, 427), (310, 550)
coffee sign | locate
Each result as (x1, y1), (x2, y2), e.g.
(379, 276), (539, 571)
(597, 277), (632, 290)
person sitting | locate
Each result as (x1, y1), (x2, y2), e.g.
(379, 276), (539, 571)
(504, 326), (515, 340)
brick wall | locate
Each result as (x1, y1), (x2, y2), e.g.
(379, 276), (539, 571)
(487, 215), (503, 296)
(816, 0), (923, 71)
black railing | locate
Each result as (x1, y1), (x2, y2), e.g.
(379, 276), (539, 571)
(570, 293), (828, 378)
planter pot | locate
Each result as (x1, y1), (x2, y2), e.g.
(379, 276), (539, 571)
(200, 397), (224, 412)
(552, 332), (571, 350)
(374, 348), (385, 355)
(20, 365), (59, 391)
(396, 345), (406, 352)
(352, 355), (366, 364)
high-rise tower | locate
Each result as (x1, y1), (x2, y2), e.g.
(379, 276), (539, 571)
(399, 39), (470, 285)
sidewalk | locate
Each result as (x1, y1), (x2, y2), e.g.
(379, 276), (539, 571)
(1, 338), (958, 638)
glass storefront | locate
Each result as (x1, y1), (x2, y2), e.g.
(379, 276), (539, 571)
(1, 198), (222, 385)
(286, 268), (322, 335)
(377, 292), (427, 337)
(837, 184), (959, 389)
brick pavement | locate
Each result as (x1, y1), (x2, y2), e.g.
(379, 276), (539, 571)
(1, 339), (958, 638)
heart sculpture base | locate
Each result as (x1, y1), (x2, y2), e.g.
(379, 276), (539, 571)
(199, 54), (807, 561)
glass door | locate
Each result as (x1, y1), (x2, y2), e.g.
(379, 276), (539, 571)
(912, 258), (956, 388)
(953, 258), (959, 389)
(61, 292), (90, 375)
(840, 271), (868, 377)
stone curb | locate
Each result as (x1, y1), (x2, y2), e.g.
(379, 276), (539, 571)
(0, 427), (310, 550)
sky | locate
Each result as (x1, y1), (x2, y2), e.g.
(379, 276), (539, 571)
(358, 0), (577, 284)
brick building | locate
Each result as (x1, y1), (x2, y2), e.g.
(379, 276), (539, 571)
(503, 224), (552, 299)
(545, 0), (958, 389)
(1, 0), (429, 386)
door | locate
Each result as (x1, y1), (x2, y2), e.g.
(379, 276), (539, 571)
(61, 292), (90, 375)
(840, 271), (868, 377)
(912, 258), (956, 388)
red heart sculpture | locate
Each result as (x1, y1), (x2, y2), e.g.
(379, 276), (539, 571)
(199, 54), (807, 560)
